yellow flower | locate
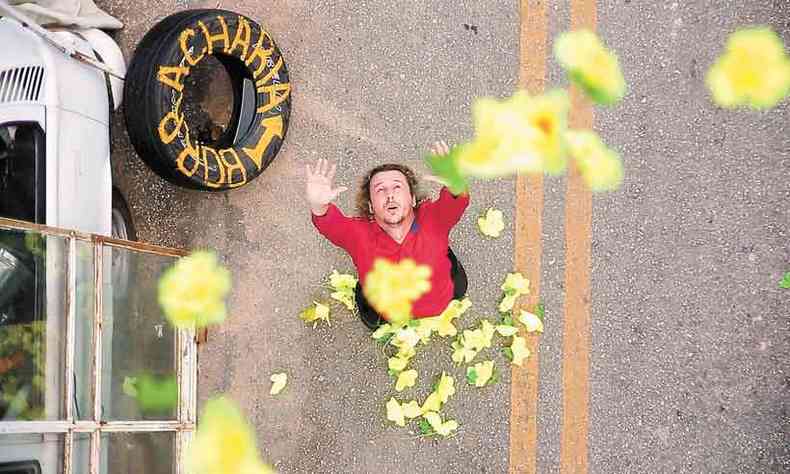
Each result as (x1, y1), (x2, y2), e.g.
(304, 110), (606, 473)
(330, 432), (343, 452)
(480, 320), (496, 344)
(158, 251), (231, 329)
(269, 373), (287, 395)
(478, 208), (505, 238)
(388, 355), (409, 373)
(436, 372), (456, 404)
(510, 335), (530, 366)
(498, 294), (517, 313)
(186, 397), (273, 474)
(329, 270), (357, 292)
(502, 272), (530, 295)
(435, 297), (472, 337)
(457, 90), (569, 177)
(364, 258), (432, 324)
(299, 301), (331, 327)
(554, 29), (627, 105)
(566, 130), (623, 192)
(423, 411), (459, 437)
(386, 398), (407, 427)
(395, 369), (418, 392)
(396, 345), (416, 360)
(402, 400), (422, 419)
(451, 339), (478, 365)
(496, 324), (519, 337)
(414, 319), (438, 344)
(706, 27), (790, 109)
(467, 360), (495, 388)
(518, 310), (544, 333)
(330, 291), (355, 311)
(462, 328), (490, 352)
(421, 392), (443, 414)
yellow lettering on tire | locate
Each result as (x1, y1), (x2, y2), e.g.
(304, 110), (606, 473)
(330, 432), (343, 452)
(200, 146), (226, 188)
(179, 28), (206, 66)
(254, 55), (283, 92)
(176, 132), (201, 177)
(255, 83), (291, 115)
(158, 110), (186, 145)
(157, 65), (190, 92)
(228, 16), (252, 61)
(198, 16), (231, 54)
(219, 148), (247, 187)
(244, 30), (274, 78)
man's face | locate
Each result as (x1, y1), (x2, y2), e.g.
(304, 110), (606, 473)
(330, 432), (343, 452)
(369, 170), (414, 225)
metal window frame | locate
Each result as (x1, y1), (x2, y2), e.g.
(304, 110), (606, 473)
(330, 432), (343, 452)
(0, 217), (196, 474)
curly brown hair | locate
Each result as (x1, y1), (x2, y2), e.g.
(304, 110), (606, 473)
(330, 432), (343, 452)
(355, 163), (426, 219)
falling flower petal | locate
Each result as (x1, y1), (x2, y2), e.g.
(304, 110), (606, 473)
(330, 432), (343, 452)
(566, 130), (623, 192)
(158, 251), (231, 329)
(510, 336), (531, 366)
(707, 27), (790, 109)
(364, 258), (432, 324)
(386, 398), (406, 427)
(554, 29), (627, 105)
(186, 397), (273, 474)
(270, 373), (287, 395)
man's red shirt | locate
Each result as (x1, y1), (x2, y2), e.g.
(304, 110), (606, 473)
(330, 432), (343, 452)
(312, 187), (469, 318)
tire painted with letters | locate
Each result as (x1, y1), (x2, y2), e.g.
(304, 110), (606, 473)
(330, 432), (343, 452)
(123, 9), (291, 190)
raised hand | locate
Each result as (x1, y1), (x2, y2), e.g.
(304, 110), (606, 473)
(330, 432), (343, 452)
(305, 158), (348, 216)
(429, 140), (451, 157)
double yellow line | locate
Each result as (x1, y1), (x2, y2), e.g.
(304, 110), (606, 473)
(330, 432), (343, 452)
(510, 0), (595, 473)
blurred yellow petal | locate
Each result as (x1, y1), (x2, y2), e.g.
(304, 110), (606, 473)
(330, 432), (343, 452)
(364, 258), (432, 324)
(511, 336), (531, 366)
(158, 251), (231, 329)
(371, 323), (394, 341)
(478, 208), (505, 238)
(186, 397), (273, 474)
(329, 270), (357, 291)
(388, 355), (409, 373)
(498, 294), (517, 313)
(706, 27), (790, 109)
(392, 327), (420, 351)
(502, 273), (530, 295)
(395, 369), (418, 392)
(386, 398), (406, 427)
(566, 130), (623, 192)
(269, 373), (287, 396)
(518, 310), (544, 333)
(299, 301), (331, 327)
(555, 29), (627, 105)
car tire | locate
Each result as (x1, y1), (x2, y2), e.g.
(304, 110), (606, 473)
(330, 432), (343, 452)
(110, 189), (136, 301)
(123, 9), (291, 191)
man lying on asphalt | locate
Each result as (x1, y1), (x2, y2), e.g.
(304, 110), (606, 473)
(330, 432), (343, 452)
(306, 141), (469, 329)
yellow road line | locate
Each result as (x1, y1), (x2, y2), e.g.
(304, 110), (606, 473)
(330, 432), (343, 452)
(560, 0), (596, 472)
(510, 1), (547, 473)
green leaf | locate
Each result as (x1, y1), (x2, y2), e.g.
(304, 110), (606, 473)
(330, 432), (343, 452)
(388, 369), (399, 378)
(419, 418), (434, 435)
(502, 347), (513, 361)
(425, 147), (469, 195)
(501, 314), (514, 326)
(535, 301), (545, 322)
(466, 368), (478, 385)
(779, 272), (790, 289)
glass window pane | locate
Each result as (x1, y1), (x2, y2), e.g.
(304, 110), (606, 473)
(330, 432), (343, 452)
(0, 433), (64, 473)
(0, 229), (66, 420)
(74, 241), (95, 420)
(72, 433), (91, 473)
(101, 248), (178, 421)
(0, 122), (46, 224)
(101, 432), (174, 474)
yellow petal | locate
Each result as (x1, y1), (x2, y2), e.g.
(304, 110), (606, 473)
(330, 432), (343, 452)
(402, 401), (422, 419)
(566, 130), (623, 192)
(329, 270), (357, 291)
(330, 290), (355, 311)
(502, 272), (530, 295)
(518, 310), (544, 333)
(511, 336), (531, 366)
(395, 369), (418, 392)
(388, 356), (409, 373)
(421, 392), (443, 414)
(554, 29), (627, 105)
(496, 325), (519, 337)
(393, 327), (420, 350)
(269, 373), (287, 395)
(423, 411), (459, 437)
(477, 208), (505, 238)
(470, 360), (494, 387)
(371, 323), (394, 341)
(436, 372), (456, 404)
(386, 398), (406, 427)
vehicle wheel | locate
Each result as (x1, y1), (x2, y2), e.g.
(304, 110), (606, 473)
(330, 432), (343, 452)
(123, 9), (291, 191)
(111, 188), (137, 242)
